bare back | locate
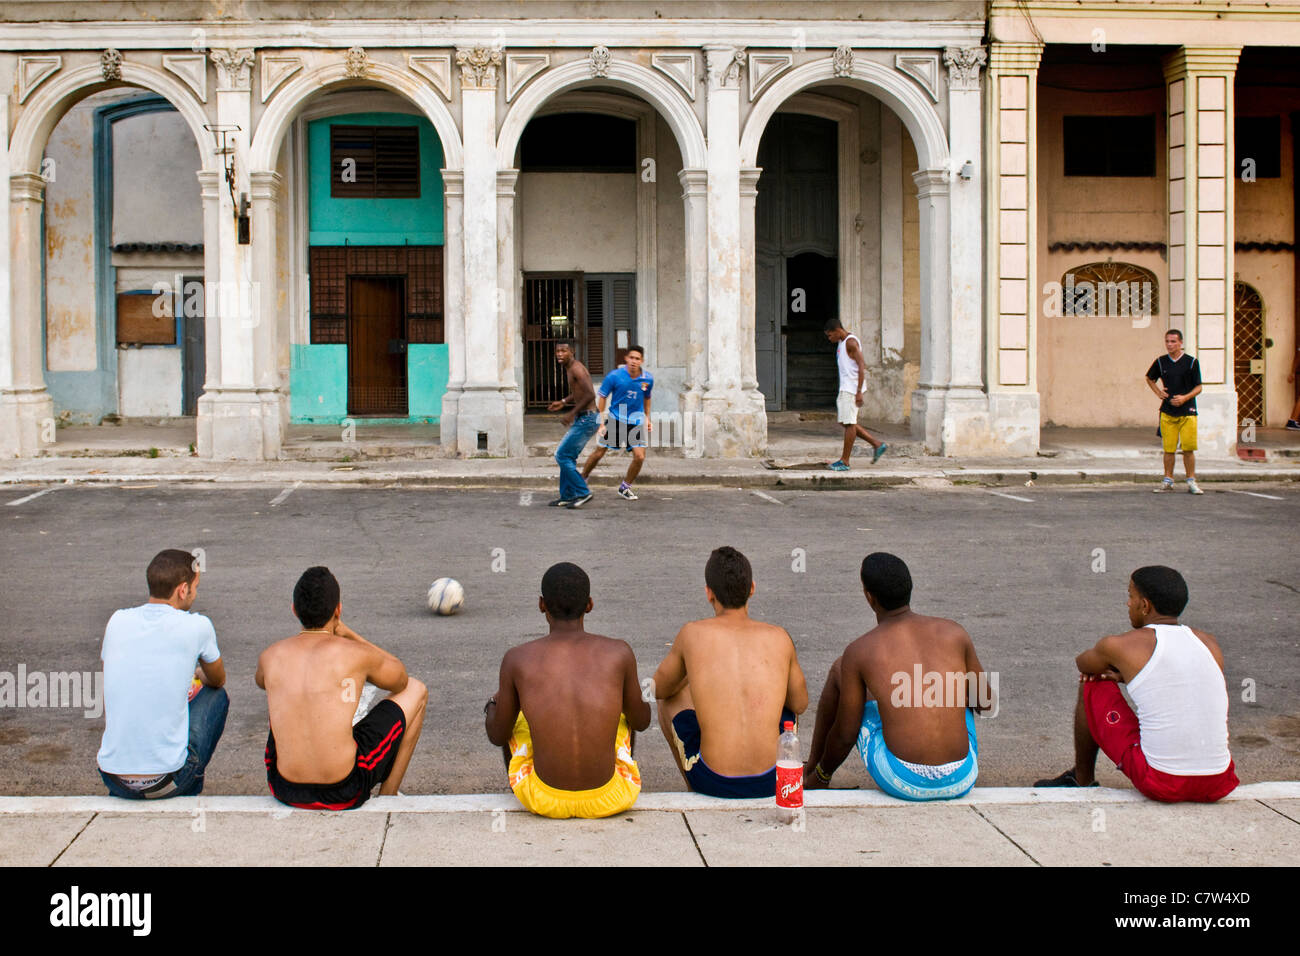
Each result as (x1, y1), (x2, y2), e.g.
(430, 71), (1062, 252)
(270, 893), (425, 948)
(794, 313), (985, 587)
(507, 632), (639, 791)
(850, 612), (982, 765)
(259, 633), (374, 784)
(674, 616), (804, 775)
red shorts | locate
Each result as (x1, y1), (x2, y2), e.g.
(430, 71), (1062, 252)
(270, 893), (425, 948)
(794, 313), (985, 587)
(1083, 680), (1238, 803)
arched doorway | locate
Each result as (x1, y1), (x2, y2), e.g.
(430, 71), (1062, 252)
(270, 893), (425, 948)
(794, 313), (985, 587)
(1233, 280), (1266, 426)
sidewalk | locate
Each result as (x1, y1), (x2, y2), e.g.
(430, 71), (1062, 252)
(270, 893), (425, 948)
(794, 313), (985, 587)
(4, 418), (1299, 488)
(3, 784), (1297, 866)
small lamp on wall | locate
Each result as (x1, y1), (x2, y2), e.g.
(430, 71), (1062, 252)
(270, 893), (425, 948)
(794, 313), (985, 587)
(958, 160), (975, 181)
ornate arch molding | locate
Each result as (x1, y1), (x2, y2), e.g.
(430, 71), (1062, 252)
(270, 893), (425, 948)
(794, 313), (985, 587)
(251, 59), (464, 171)
(497, 56), (706, 170)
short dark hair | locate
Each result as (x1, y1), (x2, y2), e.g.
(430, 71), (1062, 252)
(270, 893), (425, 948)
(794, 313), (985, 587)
(554, 341), (575, 353)
(705, 546), (753, 609)
(1166, 328), (1183, 341)
(860, 552), (912, 611)
(293, 566), (341, 629)
(625, 344), (644, 358)
(541, 562), (590, 621)
(824, 317), (844, 333)
(1131, 566), (1188, 617)
(147, 549), (198, 598)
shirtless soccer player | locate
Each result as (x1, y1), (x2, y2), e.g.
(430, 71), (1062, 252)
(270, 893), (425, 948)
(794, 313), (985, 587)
(257, 566), (427, 809)
(804, 552), (993, 800)
(1035, 566), (1238, 802)
(654, 546), (808, 797)
(485, 563), (652, 819)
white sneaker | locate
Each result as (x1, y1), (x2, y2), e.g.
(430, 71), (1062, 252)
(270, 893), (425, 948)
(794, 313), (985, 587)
(1153, 478), (1175, 493)
(1186, 479), (1204, 495)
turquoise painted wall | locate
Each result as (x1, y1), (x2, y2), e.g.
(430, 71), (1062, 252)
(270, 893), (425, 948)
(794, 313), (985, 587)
(307, 112), (444, 246)
(290, 343), (446, 424)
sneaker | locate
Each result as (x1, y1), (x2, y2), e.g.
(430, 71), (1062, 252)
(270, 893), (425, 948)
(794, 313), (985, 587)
(617, 482), (638, 501)
(566, 493), (593, 509)
(548, 497), (573, 507)
(1153, 478), (1175, 493)
(1033, 769), (1099, 788)
(872, 443), (889, 464)
(1286, 420), (1300, 431)
(828, 460), (851, 472)
(1186, 478), (1204, 495)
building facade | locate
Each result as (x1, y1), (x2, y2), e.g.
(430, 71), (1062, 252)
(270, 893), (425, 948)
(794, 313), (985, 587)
(1, 2), (1296, 460)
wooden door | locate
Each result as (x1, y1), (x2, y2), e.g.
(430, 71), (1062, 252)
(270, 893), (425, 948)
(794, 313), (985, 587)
(347, 276), (406, 416)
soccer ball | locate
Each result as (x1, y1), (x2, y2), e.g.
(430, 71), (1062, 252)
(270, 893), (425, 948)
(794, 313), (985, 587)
(427, 577), (465, 615)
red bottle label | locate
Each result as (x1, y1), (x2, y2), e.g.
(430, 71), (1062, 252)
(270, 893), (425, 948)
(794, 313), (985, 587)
(775, 765), (803, 808)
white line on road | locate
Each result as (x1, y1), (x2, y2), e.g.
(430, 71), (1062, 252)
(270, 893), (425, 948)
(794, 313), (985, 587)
(751, 490), (783, 505)
(986, 491), (1033, 503)
(269, 481), (302, 507)
(1227, 490), (1284, 500)
(6, 487), (57, 507)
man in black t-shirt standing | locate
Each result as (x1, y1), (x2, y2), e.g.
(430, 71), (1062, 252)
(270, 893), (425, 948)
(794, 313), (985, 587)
(1145, 329), (1204, 494)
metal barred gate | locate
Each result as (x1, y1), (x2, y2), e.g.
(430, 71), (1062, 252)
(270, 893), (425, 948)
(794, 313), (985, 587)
(1233, 281), (1265, 426)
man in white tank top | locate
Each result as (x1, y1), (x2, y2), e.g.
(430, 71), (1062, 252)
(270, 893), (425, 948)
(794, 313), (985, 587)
(1035, 565), (1238, 802)
(823, 318), (887, 471)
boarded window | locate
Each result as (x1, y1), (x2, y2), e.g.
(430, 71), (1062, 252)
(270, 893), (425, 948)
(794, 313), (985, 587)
(117, 290), (176, 345)
(330, 125), (421, 198)
(1063, 116), (1156, 177)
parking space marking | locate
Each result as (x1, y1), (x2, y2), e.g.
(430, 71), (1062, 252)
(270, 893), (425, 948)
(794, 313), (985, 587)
(6, 487), (58, 507)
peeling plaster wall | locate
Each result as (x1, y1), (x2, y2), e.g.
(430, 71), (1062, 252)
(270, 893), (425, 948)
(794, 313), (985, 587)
(111, 110), (202, 246)
(518, 172), (638, 272)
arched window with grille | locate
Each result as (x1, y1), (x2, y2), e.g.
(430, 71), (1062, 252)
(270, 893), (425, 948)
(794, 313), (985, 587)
(1061, 261), (1159, 320)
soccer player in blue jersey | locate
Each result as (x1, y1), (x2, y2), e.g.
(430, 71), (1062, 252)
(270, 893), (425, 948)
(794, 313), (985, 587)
(581, 345), (653, 500)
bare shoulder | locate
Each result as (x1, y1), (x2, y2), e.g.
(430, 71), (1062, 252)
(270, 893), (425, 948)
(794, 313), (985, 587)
(927, 615), (972, 643)
(1188, 625), (1224, 654)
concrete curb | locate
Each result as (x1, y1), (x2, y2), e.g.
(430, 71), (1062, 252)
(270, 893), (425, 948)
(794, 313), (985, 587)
(2, 782), (1296, 814)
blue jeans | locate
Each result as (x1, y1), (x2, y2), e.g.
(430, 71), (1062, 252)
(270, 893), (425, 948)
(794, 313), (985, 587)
(99, 685), (230, 799)
(555, 411), (599, 500)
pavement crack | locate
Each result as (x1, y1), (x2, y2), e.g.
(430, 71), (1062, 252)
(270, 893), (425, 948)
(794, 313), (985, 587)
(49, 811), (97, 867)
(375, 812), (393, 867)
(1265, 579), (1300, 595)
(1257, 799), (1300, 826)
(970, 806), (1041, 866)
(681, 812), (708, 867)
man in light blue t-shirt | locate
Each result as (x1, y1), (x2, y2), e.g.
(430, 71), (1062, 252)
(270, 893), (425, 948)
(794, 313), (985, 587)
(97, 549), (228, 799)
(580, 344), (654, 501)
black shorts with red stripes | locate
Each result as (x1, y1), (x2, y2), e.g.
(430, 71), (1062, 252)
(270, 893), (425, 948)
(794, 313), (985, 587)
(264, 699), (407, 810)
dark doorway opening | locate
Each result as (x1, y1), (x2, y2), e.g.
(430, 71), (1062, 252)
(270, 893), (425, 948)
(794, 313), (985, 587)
(785, 252), (840, 410)
(347, 275), (407, 416)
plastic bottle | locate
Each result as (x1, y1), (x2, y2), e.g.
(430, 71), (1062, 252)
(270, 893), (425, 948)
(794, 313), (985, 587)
(775, 720), (803, 824)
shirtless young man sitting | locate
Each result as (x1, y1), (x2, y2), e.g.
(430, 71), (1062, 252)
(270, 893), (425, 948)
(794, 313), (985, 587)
(1035, 566), (1238, 802)
(653, 546), (808, 798)
(485, 562), (652, 819)
(804, 552), (993, 801)
(257, 566), (427, 809)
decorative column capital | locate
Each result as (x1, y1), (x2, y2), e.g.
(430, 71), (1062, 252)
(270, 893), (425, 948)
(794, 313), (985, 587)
(987, 42), (1043, 73)
(10, 172), (47, 203)
(497, 168), (520, 195)
(678, 167), (708, 196)
(249, 169), (283, 202)
(739, 166), (762, 196)
(943, 46), (986, 91)
(704, 45), (746, 90)
(210, 48), (255, 91)
(196, 169), (222, 198)
(441, 168), (465, 196)
(913, 167), (950, 199)
(456, 46), (503, 90)
(1162, 46), (1242, 81)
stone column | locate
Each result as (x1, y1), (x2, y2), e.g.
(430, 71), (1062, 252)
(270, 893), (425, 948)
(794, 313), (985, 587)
(454, 45), (521, 457)
(678, 168), (708, 457)
(195, 169), (222, 456)
(497, 168), (524, 419)
(910, 167), (953, 453)
(738, 166), (761, 396)
(203, 48), (267, 460)
(0, 171), (55, 457)
(1164, 47), (1242, 458)
(249, 169), (284, 458)
(985, 41), (1042, 455)
(439, 168), (465, 447)
(879, 108), (904, 366)
(701, 44), (765, 457)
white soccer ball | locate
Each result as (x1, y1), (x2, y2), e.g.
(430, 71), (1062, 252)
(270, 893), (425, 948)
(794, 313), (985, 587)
(427, 577), (465, 616)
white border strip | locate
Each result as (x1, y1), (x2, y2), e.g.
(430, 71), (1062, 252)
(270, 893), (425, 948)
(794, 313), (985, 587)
(1, 782), (1296, 815)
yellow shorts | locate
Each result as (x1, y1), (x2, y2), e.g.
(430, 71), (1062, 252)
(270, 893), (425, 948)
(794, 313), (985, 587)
(507, 712), (641, 819)
(1160, 412), (1198, 453)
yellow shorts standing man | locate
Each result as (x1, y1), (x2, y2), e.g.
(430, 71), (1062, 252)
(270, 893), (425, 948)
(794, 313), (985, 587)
(1146, 329), (1204, 495)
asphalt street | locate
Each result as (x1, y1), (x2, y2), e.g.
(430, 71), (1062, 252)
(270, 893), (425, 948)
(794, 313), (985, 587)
(1, 481), (1297, 797)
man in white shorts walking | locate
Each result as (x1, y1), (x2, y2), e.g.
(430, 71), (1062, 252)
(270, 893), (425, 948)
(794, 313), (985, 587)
(824, 318), (887, 471)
